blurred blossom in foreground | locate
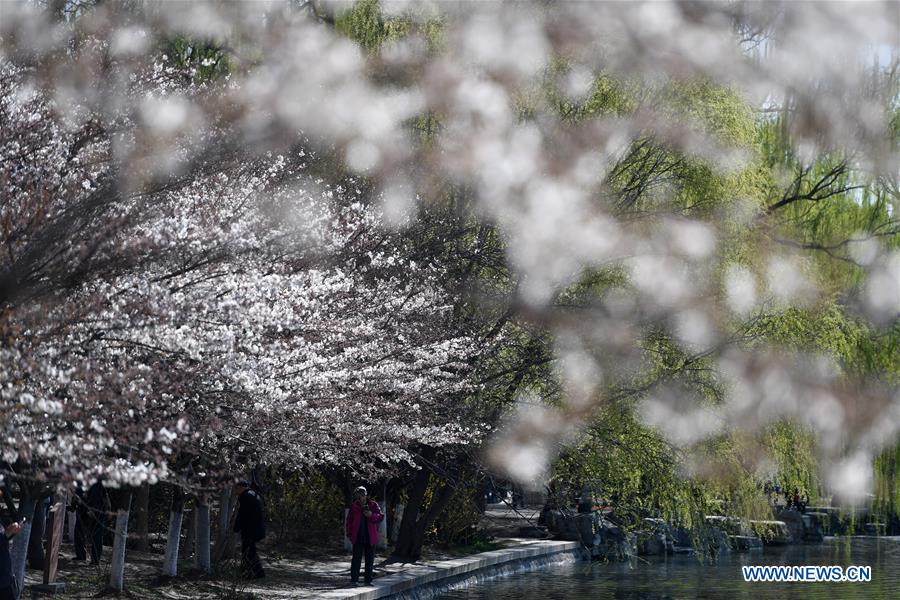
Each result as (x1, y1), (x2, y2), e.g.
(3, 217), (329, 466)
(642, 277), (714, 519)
(0, 0), (896, 504)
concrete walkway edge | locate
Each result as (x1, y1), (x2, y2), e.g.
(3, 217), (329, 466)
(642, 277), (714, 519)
(320, 540), (580, 600)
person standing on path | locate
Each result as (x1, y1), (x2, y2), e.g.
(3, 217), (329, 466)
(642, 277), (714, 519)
(346, 486), (384, 586)
(69, 484), (91, 562)
(83, 480), (110, 565)
(0, 516), (23, 600)
(233, 481), (266, 579)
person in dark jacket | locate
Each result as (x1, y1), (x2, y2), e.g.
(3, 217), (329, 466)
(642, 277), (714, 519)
(1, 508), (23, 600)
(69, 485), (87, 561)
(78, 481), (110, 565)
(233, 481), (265, 579)
(345, 486), (384, 586)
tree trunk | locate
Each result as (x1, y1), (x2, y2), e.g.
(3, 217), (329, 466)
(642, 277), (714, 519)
(213, 486), (234, 568)
(475, 476), (488, 514)
(162, 487), (185, 577)
(339, 468), (354, 507)
(9, 490), (37, 600)
(377, 501), (388, 550)
(194, 499), (211, 573)
(385, 479), (398, 544)
(343, 508), (351, 552)
(390, 503), (405, 544)
(393, 483), (453, 561)
(393, 466), (430, 560)
(108, 490), (133, 592)
(27, 496), (47, 569)
(391, 461), (456, 562)
(134, 483), (151, 552)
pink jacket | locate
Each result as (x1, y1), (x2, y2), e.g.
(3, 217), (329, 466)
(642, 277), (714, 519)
(346, 500), (384, 546)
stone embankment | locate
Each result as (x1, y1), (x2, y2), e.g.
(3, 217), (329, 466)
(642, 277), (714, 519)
(321, 539), (579, 600)
(543, 506), (834, 559)
(542, 509), (637, 559)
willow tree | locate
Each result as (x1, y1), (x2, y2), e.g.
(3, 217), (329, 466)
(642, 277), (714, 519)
(322, 0), (899, 542)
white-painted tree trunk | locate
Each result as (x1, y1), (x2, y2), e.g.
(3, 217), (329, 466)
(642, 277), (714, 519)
(343, 508), (351, 552)
(162, 505), (184, 577)
(194, 501), (211, 573)
(215, 489), (229, 548)
(10, 520), (33, 600)
(391, 503), (405, 544)
(378, 502), (387, 550)
(214, 487), (233, 565)
(108, 494), (132, 592)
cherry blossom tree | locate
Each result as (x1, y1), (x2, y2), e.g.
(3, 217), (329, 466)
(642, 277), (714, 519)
(2, 39), (488, 584)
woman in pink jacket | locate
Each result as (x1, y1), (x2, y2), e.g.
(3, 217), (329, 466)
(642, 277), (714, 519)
(346, 486), (384, 586)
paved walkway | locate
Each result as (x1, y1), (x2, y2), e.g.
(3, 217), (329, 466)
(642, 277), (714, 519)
(317, 539), (578, 600)
(23, 505), (570, 599)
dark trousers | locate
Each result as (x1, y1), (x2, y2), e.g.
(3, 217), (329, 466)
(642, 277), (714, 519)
(73, 510), (100, 561)
(84, 516), (103, 564)
(351, 542), (375, 583)
(73, 512), (86, 560)
(241, 537), (264, 579)
(0, 585), (15, 600)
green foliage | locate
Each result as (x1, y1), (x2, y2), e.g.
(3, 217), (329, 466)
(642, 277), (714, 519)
(663, 79), (756, 146)
(267, 470), (345, 543)
(335, 0), (403, 53)
(763, 420), (819, 498)
(554, 402), (718, 530)
(541, 66), (636, 122)
(414, 112), (442, 145)
(429, 476), (483, 547)
(605, 82), (759, 216)
(748, 303), (900, 381)
(165, 36), (229, 82)
(873, 444), (900, 526)
(334, 0), (443, 54)
(756, 102), (898, 288)
(538, 66), (898, 536)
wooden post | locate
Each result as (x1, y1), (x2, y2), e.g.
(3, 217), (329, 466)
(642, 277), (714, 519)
(43, 502), (65, 583)
(31, 502), (66, 593)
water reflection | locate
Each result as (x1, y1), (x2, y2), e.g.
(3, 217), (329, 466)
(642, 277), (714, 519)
(438, 538), (900, 600)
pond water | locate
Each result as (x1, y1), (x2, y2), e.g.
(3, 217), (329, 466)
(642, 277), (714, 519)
(438, 537), (900, 600)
